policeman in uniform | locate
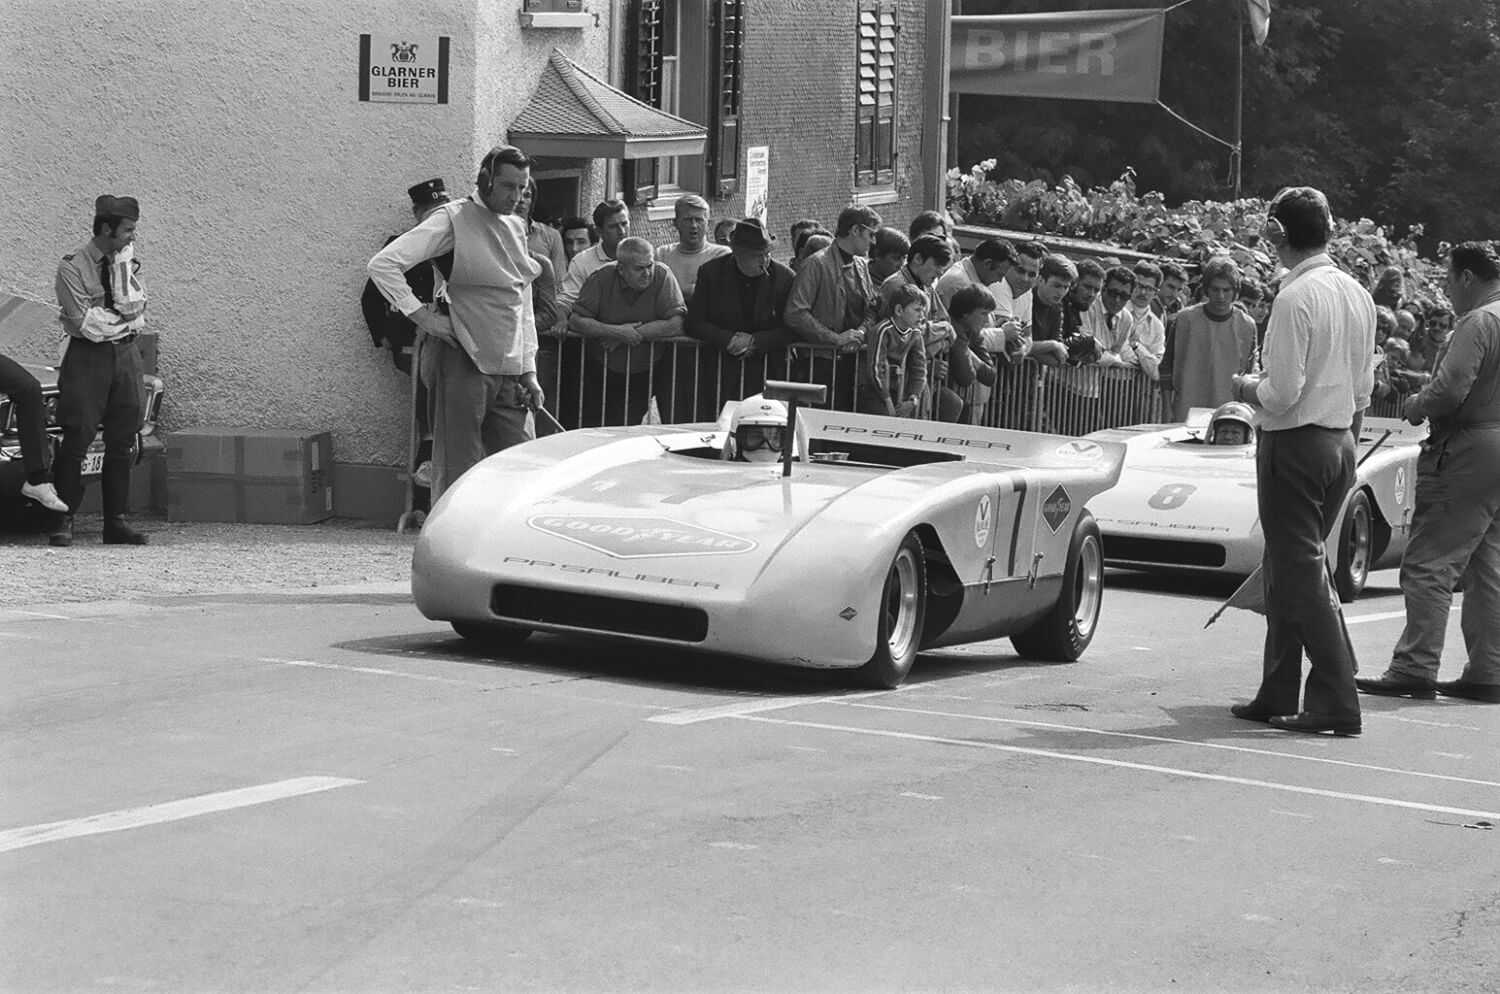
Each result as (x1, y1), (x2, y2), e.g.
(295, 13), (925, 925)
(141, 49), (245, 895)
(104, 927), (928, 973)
(51, 195), (148, 546)
(360, 178), (452, 373)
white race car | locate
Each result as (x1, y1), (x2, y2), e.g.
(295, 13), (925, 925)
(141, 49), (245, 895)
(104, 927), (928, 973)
(1085, 413), (1423, 601)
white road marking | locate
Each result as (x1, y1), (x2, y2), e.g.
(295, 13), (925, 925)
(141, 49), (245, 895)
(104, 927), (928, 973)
(1366, 712), (1482, 732)
(843, 702), (1500, 789)
(1242, 914), (1276, 923)
(654, 764), (695, 772)
(900, 791), (943, 800)
(1345, 605), (1457, 626)
(491, 747), (517, 754)
(0, 776), (362, 855)
(1430, 752), (1471, 760)
(1271, 810), (1315, 820)
(785, 745), (825, 753)
(709, 841), (759, 851)
(260, 656), (488, 688)
(647, 688), (903, 725)
(737, 715), (1500, 821)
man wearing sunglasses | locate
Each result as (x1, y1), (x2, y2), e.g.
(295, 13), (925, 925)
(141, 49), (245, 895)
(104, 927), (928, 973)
(1228, 186), (1376, 737)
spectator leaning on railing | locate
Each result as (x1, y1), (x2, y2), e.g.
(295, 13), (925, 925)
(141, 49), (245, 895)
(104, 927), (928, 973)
(683, 217), (797, 420)
(869, 227), (911, 286)
(1099, 261), (1166, 379)
(944, 284), (999, 425)
(934, 237), (1014, 314)
(1155, 262), (1189, 321)
(568, 236), (686, 427)
(786, 204), (882, 410)
(1028, 255), (1078, 367)
(655, 194), (730, 301)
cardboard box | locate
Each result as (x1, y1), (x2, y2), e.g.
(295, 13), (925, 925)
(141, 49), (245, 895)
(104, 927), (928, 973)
(166, 427), (333, 524)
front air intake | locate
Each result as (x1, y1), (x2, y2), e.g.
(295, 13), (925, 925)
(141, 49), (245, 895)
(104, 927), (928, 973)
(1104, 536), (1228, 568)
(491, 585), (709, 643)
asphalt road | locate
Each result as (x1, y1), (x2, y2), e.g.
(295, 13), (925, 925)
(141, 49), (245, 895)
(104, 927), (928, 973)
(2, 568), (1496, 994)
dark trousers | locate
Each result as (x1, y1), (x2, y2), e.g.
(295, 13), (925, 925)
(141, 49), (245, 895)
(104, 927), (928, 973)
(55, 337), (144, 517)
(419, 337), (533, 500)
(790, 352), (858, 412)
(674, 347), (787, 424)
(0, 352), (52, 484)
(535, 336), (585, 432)
(1253, 425), (1361, 717)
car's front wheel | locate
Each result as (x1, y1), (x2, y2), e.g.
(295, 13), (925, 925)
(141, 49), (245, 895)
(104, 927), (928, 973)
(852, 531), (927, 689)
(1011, 512), (1103, 661)
(1334, 489), (1373, 603)
(452, 621), (533, 649)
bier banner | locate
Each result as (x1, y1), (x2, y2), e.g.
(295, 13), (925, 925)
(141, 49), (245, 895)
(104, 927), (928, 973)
(951, 9), (1166, 104)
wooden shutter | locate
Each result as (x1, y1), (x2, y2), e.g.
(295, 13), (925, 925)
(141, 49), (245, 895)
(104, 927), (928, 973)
(707, 0), (744, 198)
(623, 0), (664, 206)
(856, 0), (897, 186)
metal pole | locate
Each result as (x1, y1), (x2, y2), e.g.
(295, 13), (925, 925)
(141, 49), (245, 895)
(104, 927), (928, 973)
(923, 0), (954, 212)
(1233, 0), (1244, 199)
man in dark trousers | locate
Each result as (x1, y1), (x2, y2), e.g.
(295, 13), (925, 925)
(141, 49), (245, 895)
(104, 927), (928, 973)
(1228, 186), (1376, 736)
(0, 354), (69, 512)
(51, 195), (149, 547)
(683, 218), (797, 420)
(367, 146), (544, 499)
(1357, 241), (1500, 703)
(360, 178), (451, 373)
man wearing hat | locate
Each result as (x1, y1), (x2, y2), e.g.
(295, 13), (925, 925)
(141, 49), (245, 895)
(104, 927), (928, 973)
(360, 178), (452, 374)
(367, 146), (544, 500)
(50, 194), (149, 546)
(682, 217), (797, 420)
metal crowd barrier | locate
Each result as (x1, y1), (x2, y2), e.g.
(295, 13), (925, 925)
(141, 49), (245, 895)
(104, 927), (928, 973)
(534, 334), (1167, 436)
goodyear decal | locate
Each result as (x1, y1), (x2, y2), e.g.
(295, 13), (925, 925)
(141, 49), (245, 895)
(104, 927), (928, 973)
(528, 514), (757, 559)
(1042, 485), (1072, 533)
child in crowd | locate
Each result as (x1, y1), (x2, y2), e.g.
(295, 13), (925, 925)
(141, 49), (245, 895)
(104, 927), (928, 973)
(858, 283), (929, 418)
(1382, 336), (1429, 394)
(943, 284), (1000, 424)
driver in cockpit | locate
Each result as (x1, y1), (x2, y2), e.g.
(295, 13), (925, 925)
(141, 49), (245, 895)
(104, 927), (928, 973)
(722, 394), (788, 463)
(1208, 401), (1255, 446)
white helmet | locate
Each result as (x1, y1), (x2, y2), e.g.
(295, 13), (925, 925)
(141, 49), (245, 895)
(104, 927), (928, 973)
(1209, 402), (1255, 446)
(723, 394), (788, 462)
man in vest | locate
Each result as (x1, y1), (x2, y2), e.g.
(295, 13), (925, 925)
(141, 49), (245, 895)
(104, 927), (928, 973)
(367, 146), (543, 499)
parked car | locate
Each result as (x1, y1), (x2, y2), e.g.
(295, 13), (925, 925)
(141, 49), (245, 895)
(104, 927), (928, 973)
(0, 360), (165, 505)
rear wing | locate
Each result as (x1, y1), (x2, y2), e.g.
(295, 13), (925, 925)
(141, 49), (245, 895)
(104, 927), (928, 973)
(796, 409), (1125, 482)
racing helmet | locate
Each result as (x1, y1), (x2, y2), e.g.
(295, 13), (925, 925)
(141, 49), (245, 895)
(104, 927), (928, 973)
(1208, 401), (1255, 446)
(723, 394), (789, 463)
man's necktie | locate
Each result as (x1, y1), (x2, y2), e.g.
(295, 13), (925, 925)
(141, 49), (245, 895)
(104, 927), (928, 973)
(99, 256), (116, 311)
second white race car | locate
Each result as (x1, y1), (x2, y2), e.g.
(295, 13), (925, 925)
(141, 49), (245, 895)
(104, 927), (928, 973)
(1085, 413), (1423, 601)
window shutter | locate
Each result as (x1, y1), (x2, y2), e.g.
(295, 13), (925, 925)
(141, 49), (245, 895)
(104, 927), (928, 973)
(707, 0), (744, 198)
(856, 0), (897, 186)
(623, 0), (664, 206)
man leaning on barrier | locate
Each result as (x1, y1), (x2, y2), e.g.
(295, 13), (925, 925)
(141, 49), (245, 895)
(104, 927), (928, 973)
(569, 237), (685, 428)
(786, 204), (882, 411)
(684, 218), (797, 422)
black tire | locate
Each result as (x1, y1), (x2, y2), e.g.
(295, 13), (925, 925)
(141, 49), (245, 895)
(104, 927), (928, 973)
(1011, 512), (1104, 662)
(452, 621), (533, 648)
(1335, 490), (1373, 603)
(852, 531), (927, 689)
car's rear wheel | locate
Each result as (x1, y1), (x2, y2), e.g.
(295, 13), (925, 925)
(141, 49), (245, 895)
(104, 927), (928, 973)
(452, 621), (533, 648)
(852, 532), (927, 689)
(1335, 490), (1373, 603)
(1011, 512), (1103, 661)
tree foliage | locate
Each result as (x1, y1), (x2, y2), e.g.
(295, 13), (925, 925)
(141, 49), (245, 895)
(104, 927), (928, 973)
(952, 0), (1500, 249)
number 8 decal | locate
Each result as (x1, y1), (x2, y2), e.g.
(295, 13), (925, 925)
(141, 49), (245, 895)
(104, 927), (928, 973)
(1149, 483), (1197, 510)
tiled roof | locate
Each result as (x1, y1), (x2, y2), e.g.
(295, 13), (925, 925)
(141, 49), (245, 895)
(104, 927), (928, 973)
(510, 50), (706, 158)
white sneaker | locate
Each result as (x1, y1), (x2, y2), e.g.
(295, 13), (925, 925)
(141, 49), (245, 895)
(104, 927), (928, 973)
(413, 461), (433, 488)
(20, 481), (69, 513)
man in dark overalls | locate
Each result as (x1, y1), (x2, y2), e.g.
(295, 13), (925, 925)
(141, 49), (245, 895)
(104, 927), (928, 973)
(51, 195), (148, 547)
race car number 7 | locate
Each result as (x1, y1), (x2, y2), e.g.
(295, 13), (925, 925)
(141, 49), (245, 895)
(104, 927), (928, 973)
(1148, 483), (1197, 510)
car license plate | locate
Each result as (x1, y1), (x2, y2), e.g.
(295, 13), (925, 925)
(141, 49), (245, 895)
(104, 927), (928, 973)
(82, 450), (105, 476)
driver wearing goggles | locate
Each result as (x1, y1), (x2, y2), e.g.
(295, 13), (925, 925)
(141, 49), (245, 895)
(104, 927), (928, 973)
(722, 394), (789, 463)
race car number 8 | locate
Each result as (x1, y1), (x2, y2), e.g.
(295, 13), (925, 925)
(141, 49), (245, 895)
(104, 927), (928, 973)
(1148, 483), (1197, 510)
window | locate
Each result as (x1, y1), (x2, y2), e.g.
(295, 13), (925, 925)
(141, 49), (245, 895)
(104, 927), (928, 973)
(856, 0), (898, 188)
(623, 0), (745, 207)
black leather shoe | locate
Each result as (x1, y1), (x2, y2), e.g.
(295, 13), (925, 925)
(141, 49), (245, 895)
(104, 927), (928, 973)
(48, 515), (73, 547)
(1436, 680), (1500, 704)
(1355, 674), (1437, 700)
(102, 520), (148, 546)
(1269, 712), (1362, 737)
(1230, 702), (1276, 724)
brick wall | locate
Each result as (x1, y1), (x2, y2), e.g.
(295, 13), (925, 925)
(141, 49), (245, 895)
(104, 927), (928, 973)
(628, 0), (932, 262)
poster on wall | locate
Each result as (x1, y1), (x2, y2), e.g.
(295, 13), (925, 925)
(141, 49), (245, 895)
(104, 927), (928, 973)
(744, 146), (769, 224)
(359, 34), (450, 104)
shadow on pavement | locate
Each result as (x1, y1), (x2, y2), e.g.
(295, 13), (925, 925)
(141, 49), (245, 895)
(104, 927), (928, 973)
(335, 628), (1063, 697)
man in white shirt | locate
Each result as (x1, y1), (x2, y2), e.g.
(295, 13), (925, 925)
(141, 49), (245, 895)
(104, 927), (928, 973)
(1228, 186), (1376, 737)
(655, 194), (729, 300)
(1101, 261), (1166, 380)
(558, 199), (631, 317)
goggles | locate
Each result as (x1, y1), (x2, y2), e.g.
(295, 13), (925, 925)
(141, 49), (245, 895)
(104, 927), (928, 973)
(738, 425), (785, 452)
